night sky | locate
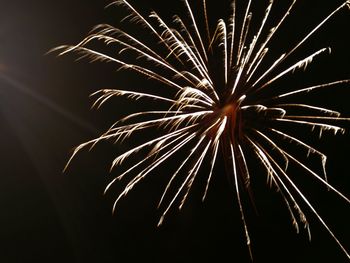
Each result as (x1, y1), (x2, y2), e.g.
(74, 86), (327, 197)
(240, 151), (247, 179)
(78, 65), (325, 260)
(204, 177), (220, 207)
(1, 0), (349, 262)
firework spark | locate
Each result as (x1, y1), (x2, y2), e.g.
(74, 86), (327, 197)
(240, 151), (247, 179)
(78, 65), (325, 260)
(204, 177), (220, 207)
(54, 0), (350, 259)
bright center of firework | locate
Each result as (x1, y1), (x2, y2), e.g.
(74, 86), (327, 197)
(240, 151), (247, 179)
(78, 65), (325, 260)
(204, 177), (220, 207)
(204, 98), (244, 142)
(222, 102), (239, 128)
(220, 94), (246, 136)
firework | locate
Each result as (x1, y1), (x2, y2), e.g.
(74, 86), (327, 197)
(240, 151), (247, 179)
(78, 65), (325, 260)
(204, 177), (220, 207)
(54, 0), (350, 259)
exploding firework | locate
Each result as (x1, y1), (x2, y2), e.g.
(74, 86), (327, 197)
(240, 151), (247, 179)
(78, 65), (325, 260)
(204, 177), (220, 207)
(54, 0), (350, 259)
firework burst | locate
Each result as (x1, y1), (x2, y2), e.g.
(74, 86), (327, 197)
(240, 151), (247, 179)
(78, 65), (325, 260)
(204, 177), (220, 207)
(54, 0), (350, 259)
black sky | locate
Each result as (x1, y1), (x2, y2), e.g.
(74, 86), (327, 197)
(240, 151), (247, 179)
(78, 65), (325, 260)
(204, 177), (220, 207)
(0, 0), (349, 262)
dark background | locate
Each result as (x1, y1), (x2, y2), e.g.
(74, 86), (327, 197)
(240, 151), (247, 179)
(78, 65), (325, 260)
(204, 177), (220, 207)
(0, 0), (349, 262)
